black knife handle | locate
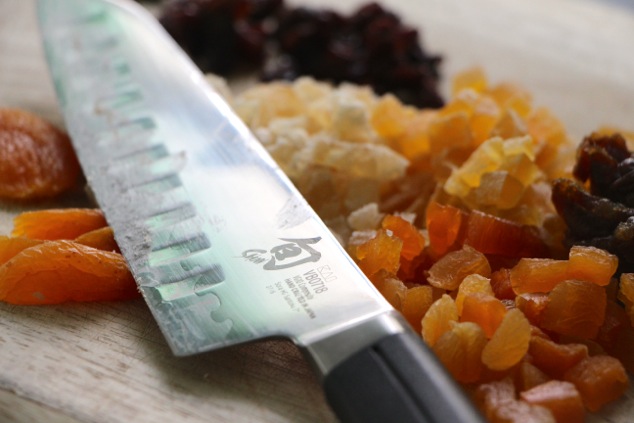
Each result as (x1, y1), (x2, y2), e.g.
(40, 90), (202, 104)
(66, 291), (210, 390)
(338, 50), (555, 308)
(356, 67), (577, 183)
(323, 330), (486, 423)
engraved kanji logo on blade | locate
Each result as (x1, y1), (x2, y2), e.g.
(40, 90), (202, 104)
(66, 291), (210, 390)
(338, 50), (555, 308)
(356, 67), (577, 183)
(242, 237), (322, 270)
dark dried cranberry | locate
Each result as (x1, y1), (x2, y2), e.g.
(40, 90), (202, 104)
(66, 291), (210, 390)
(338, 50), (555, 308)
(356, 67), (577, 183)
(159, 0), (444, 108)
(159, 0), (283, 74)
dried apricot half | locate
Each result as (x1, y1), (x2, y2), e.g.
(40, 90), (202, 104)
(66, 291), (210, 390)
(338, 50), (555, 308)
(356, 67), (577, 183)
(0, 108), (80, 200)
(0, 240), (138, 304)
(12, 208), (107, 240)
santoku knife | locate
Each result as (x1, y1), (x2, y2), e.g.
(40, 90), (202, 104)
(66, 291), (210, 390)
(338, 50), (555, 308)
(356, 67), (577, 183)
(37, 0), (485, 421)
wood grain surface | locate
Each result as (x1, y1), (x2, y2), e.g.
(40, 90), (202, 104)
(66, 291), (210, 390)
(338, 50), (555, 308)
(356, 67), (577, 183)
(1, 0), (634, 422)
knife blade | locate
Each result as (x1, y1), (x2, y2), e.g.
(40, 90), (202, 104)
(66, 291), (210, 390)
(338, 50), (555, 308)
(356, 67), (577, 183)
(37, 0), (485, 421)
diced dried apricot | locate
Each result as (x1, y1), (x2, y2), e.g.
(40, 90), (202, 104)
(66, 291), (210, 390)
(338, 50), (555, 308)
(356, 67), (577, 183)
(519, 380), (585, 423)
(509, 258), (568, 294)
(528, 336), (588, 379)
(515, 293), (549, 326)
(421, 294), (458, 346)
(465, 211), (548, 258)
(374, 276), (406, 310)
(563, 355), (629, 412)
(0, 108), (80, 200)
(426, 244), (491, 291)
(540, 280), (606, 339)
(0, 236), (43, 265)
(619, 273), (634, 326)
(425, 201), (467, 258)
(12, 209), (107, 240)
(381, 214), (425, 261)
(596, 300), (630, 352)
(475, 378), (556, 423)
(432, 321), (487, 383)
(460, 293), (507, 338)
(0, 240), (138, 304)
(490, 268), (515, 300)
(566, 245), (618, 286)
(74, 226), (120, 253)
(455, 273), (493, 311)
(516, 361), (550, 392)
(353, 229), (402, 277)
(482, 308), (531, 371)
(400, 285), (434, 333)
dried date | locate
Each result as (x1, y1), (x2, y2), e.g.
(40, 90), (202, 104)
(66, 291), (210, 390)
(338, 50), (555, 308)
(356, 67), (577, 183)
(552, 133), (634, 273)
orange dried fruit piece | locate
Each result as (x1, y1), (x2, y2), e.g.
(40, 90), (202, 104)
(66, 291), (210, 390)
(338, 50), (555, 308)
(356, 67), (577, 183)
(481, 308), (531, 371)
(566, 245), (617, 287)
(425, 201), (467, 258)
(515, 293), (548, 326)
(528, 336), (588, 379)
(465, 211), (549, 258)
(421, 294), (458, 346)
(540, 279), (606, 339)
(426, 244), (491, 291)
(455, 273), (493, 314)
(374, 276), (406, 310)
(516, 361), (550, 392)
(370, 94), (414, 139)
(381, 214), (425, 261)
(475, 378), (556, 423)
(452, 67), (488, 95)
(519, 380), (585, 423)
(460, 293), (507, 338)
(490, 268), (515, 300)
(563, 355), (629, 412)
(74, 226), (120, 253)
(351, 229), (402, 277)
(432, 321), (487, 384)
(12, 208), (107, 240)
(0, 235), (43, 265)
(428, 111), (473, 155)
(400, 285), (434, 333)
(0, 108), (81, 200)
(510, 258), (568, 294)
(0, 240), (138, 305)
(619, 273), (634, 326)
(487, 82), (533, 117)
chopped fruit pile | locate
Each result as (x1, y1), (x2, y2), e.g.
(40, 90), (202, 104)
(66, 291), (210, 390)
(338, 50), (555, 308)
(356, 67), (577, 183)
(0, 108), (80, 200)
(160, 0), (443, 108)
(0, 209), (138, 305)
(223, 68), (634, 420)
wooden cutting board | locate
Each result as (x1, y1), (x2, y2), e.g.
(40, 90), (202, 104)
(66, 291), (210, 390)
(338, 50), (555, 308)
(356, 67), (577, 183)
(1, 0), (634, 422)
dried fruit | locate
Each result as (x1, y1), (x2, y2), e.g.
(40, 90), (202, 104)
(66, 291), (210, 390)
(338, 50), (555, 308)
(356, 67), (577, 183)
(540, 279), (606, 339)
(481, 308), (531, 371)
(432, 321), (487, 383)
(426, 244), (491, 290)
(519, 381), (585, 423)
(11, 209), (107, 240)
(421, 294), (458, 346)
(162, 1), (444, 108)
(528, 336), (588, 379)
(563, 355), (629, 412)
(0, 108), (80, 200)
(74, 226), (120, 253)
(0, 240), (138, 305)
(552, 132), (634, 273)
